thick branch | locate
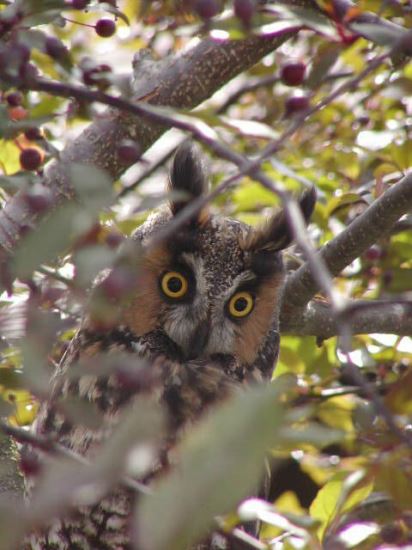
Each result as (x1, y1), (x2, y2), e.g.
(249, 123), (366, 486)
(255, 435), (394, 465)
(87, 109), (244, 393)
(281, 299), (412, 338)
(282, 171), (412, 318)
(0, 435), (24, 504)
(0, 32), (297, 252)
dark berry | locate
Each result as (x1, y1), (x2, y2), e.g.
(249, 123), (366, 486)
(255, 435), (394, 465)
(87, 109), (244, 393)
(95, 18), (116, 38)
(280, 62), (306, 86)
(24, 185), (52, 213)
(194, 0), (219, 19)
(118, 139), (141, 165)
(82, 64), (111, 88)
(285, 95), (309, 116)
(105, 230), (124, 249)
(357, 115), (370, 126)
(380, 523), (404, 544)
(382, 269), (393, 287)
(20, 148), (43, 171)
(6, 91), (23, 107)
(13, 42), (31, 64)
(71, 0), (89, 8)
(24, 127), (42, 141)
(101, 268), (136, 300)
(20, 62), (38, 82)
(20, 448), (42, 477)
(234, 0), (255, 26)
(364, 245), (382, 261)
(45, 36), (68, 60)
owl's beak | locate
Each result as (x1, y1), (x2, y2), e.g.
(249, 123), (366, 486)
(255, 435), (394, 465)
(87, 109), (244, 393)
(186, 321), (210, 359)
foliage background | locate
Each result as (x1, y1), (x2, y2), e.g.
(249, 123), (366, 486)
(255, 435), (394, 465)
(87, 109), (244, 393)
(0, 0), (412, 548)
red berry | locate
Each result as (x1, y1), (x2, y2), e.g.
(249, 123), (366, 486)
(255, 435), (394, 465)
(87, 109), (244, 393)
(194, 0), (219, 19)
(45, 36), (68, 60)
(280, 62), (306, 86)
(285, 95), (309, 116)
(118, 140), (141, 165)
(6, 91), (23, 107)
(20, 449), (42, 478)
(20, 148), (42, 171)
(95, 18), (116, 38)
(71, 0), (89, 8)
(234, 0), (255, 26)
(24, 127), (42, 141)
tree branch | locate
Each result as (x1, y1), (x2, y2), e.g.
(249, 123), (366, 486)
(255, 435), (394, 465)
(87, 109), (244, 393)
(0, 31), (298, 253)
(281, 299), (412, 338)
(281, 170), (412, 320)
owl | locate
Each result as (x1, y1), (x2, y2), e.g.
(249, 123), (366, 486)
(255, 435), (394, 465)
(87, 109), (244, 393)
(23, 143), (315, 550)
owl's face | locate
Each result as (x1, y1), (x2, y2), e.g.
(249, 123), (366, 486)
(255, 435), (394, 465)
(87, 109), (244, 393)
(120, 143), (315, 369)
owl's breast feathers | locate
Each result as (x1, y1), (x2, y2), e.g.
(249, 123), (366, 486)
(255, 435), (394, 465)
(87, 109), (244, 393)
(27, 325), (255, 549)
(37, 324), (264, 458)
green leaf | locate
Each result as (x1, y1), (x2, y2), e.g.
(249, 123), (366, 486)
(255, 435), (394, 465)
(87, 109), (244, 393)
(306, 42), (343, 89)
(12, 202), (93, 278)
(70, 163), (114, 213)
(135, 379), (290, 550)
(350, 21), (408, 46)
(310, 470), (372, 540)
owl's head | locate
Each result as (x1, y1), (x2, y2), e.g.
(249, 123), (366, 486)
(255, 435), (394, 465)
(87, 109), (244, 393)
(122, 143), (315, 371)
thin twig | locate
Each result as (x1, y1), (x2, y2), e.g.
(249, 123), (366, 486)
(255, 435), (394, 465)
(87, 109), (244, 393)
(0, 420), (151, 495)
(339, 329), (412, 451)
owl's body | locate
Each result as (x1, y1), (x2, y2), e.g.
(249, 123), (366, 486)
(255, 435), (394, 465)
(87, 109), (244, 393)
(24, 144), (315, 550)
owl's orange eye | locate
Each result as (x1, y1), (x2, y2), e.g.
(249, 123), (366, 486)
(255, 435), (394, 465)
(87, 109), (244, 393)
(161, 271), (188, 299)
(228, 291), (254, 318)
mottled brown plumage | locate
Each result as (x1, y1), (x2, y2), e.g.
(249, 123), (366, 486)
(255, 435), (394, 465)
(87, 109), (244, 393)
(24, 143), (315, 549)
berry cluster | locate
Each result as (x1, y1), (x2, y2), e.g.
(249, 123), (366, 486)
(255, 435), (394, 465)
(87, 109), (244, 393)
(280, 62), (310, 117)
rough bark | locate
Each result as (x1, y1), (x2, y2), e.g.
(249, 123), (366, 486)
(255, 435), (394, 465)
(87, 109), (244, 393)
(0, 32), (297, 253)
(281, 171), (412, 320)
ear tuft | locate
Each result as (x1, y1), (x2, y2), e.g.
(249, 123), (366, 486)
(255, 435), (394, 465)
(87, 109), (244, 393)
(241, 186), (316, 253)
(169, 142), (209, 221)
(298, 185), (316, 226)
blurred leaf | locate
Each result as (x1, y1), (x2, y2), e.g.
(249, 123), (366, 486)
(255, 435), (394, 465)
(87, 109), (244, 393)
(12, 203), (93, 278)
(310, 470), (372, 539)
(261, 5), (336, 39)
(0, 368), (25, 390)
(70, 163), (114, 213)
(350, 21), (408, 46)
(281, 421), (344, 448)
(0, 398), (14, 417)
(232, 179), (279, 214)
(136, 380), (290, 550)
(57, 396), (104, 430)
(385, 369), (412, 414)
(317, 396), (355, 434)
(221, 117), (280, 140)
(374, 461), (412, 510)
(239, 498), (319, 544)
(29, 398), (164, 523)
(307, 42), (343, 89)
(0, 139), (20, 175)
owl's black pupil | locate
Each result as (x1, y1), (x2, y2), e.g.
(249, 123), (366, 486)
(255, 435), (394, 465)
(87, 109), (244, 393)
(234, 297), (248, 311)
(168, 277), (182, 293)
